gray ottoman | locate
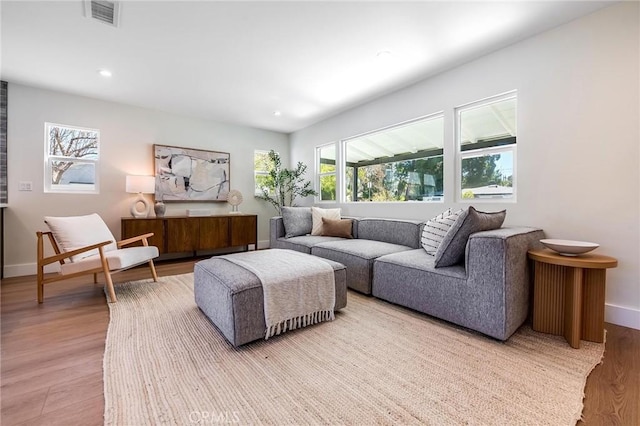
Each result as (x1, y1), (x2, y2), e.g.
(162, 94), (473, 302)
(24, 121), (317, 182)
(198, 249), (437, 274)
(194, 251), (347, 347)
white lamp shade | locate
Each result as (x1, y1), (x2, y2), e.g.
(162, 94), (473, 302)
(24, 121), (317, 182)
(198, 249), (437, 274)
(126, 175), (155, 194)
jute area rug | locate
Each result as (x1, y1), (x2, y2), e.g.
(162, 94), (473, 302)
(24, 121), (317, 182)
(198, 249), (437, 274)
(104, 273), (604, 426)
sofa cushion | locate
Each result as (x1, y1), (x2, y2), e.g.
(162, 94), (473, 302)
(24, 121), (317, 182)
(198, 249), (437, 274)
(322, 218), (353, 239)
(281, 207), (312, 238)
(311, 207), (341, 236)
(357, 218), (423, 248)
(434, 207), (506, 267)
(312, 239), (413, 294)
(421, 208), (456, 255)
(273, 235), (346, 254)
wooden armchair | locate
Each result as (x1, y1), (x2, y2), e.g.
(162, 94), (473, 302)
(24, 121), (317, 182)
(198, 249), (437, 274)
(36, 213), (159, 303)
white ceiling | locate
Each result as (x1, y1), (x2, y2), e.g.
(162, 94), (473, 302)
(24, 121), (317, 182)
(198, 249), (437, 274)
(1, 1), (614, 134)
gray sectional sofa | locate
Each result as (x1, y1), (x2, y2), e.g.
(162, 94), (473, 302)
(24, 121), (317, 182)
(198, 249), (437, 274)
(270, 211), (544, 341)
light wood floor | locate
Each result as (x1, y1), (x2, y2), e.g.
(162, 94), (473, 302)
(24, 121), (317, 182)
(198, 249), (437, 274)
(1, 260), (638, 425)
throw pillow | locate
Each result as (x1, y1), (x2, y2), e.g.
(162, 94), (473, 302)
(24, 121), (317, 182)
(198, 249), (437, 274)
(321, 218), (353, 239)
(421, 208), (455, 255)
(434, 206), (507, 267)
(311, 207), (341, 236)
(281, 207), (312, 238)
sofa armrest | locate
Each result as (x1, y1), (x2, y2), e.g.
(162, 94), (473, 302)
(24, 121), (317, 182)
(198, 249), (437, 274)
(269, 216), (285, 248)
(464, 227), (545, 340)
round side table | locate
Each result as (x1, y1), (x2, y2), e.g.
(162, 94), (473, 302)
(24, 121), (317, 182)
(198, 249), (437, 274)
(528, 248), (617, 348)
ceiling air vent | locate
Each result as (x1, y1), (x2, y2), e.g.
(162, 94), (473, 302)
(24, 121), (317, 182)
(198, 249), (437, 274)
(85, 0), (120, 27)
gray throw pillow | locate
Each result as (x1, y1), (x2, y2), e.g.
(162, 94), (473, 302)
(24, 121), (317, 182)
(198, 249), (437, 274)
(281, 207), (312, 238)
(434, 206), (506, 267)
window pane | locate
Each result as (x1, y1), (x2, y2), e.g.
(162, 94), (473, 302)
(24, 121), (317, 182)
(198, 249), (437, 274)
(320, 174), (336, 201)
(254, 151), (272, 172)
(344, 115), (444, 202)
(458, 94), (516, 200)
(48, 125), (98, 158)
(254, 150), (276, 195)
(45, 123), (99, 193)
(461, 151), (513, 199)
(50, 161), (96, 189)
(317, 144), (336, 201)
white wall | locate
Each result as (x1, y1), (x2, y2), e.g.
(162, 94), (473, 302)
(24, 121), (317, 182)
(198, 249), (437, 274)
(290, 3), (640, 329)
(5, 84), (289, 276)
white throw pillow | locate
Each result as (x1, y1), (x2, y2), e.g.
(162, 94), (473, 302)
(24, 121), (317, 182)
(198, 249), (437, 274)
(45, 213), (118, 262)
(421, 208), (460, 255)
(311, 207), (341, 236)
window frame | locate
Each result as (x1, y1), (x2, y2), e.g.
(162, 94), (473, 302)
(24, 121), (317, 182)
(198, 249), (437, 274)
(44, 122), (100, 194)
(455, 91), (517, 203)
(341, 112), (445, 204)
(254, 149), (274, 196)
(315, 142), (337, 203)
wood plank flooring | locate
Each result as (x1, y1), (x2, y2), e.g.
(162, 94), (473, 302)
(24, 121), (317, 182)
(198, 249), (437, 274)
(1, 260), (638, 425)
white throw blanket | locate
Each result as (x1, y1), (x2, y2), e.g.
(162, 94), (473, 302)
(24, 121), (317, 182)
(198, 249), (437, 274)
(220, 249), (335, 339)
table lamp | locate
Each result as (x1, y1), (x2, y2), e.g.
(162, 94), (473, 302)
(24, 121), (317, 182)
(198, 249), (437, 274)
(126, 175), (155, 218)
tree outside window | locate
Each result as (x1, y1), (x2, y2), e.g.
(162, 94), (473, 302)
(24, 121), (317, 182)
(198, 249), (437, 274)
(44, 123), (99, 193)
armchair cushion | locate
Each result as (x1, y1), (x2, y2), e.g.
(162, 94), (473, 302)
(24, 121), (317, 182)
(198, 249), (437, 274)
(45, 213), (117, 262)
(60, 246), (159, 275)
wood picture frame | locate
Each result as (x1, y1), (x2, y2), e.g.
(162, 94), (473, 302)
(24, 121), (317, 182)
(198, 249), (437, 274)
(153, 144), (230, 202)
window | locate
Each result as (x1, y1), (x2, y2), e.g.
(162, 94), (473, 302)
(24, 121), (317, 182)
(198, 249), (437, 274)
(44, 123), (99, 193)
(343, 114), (444, 202)
(254, 150), (273, 195)
(316, 144), (336, 201)
(456, 92), (516, 201)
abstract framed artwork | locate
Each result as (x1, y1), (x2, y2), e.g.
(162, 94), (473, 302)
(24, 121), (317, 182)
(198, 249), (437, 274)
(154, 144), (230, 202)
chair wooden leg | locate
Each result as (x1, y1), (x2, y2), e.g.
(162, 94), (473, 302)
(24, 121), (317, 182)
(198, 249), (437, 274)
(104, 271), (117, 303)
(98, 247), (117, 303)
(37, 267), (44, 303)
(93, 273), (98, 284)
(149, 260), (158, 282)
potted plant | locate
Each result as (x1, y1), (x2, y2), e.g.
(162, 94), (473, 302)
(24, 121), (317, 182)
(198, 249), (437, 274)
(256, 150), (317, 214)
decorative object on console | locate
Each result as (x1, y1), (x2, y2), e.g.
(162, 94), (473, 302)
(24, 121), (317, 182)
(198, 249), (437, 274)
(153, 199), (166, 217)
(227, 189), (243, 214)
(311, 207), (341, 235)
(255, 150), (317, 214)
(187, 209), (213, 217)
(154, 144), (230, 202)
(126, 175), (155, 218)
(540, 239), (599, 256)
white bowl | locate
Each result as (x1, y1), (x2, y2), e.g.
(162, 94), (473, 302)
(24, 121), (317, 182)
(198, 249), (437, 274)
(540, 239), (599, 256)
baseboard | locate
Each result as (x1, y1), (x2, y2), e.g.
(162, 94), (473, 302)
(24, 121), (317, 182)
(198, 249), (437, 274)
(257, 240), (270, 250)
(605, 303), (640, 330)
(4, 262), (60, 278)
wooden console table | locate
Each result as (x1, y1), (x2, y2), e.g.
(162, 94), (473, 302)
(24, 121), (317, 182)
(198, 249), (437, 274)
(121, 214), (257, 257)
(528, 248), (617, 348)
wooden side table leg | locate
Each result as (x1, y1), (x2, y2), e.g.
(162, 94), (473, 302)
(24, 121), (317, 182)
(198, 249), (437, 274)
(582, 269), (606, 343)
(533, 262), (565, 334)
(564, 267), (584, 348)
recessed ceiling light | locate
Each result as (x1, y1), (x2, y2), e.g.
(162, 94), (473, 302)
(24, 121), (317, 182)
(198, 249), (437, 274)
(273, 110), (282, 116)
(376, 50), (392, 59)
(98, 69), (112, 77)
